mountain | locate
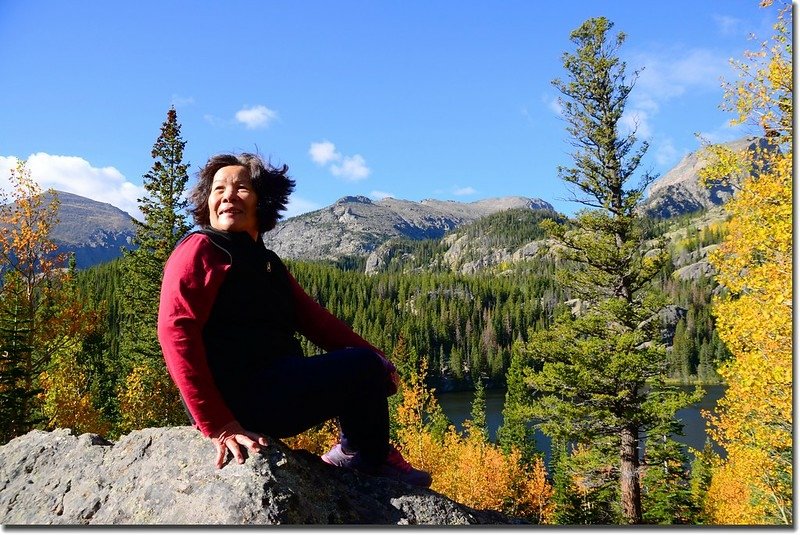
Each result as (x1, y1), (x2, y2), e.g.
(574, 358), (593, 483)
(263, 195), (554, 261)
(643, 137), (772, 218)
(46, 191), (136, 268)
(364, 208), (562, 275)
(4, 135), (763, 272)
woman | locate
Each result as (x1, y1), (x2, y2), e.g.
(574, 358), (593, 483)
(157, 152), (431, 487)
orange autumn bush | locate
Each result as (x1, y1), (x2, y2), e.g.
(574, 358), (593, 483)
(395, 358), (554, 523)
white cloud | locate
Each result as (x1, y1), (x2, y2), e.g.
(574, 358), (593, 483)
(235, 105), (278, 129)
(453, 186), (477, 196)
(633, 48), (728, 105)
(203, 113), (224, 127)
(171, 94), (195, 107)
(653, 138), (679, 167)
(620, 109), (652, 139)
(309, 140), (340, 166)
(713, 14), (744, 36)
(310, 140), (371, 182)
(547, 96), (563, 117)
(697, 119), (748, 145)
(283, 195), (320, 219)
(370, 190), (394, 200)
(330, 154), (370, 182)
(0, 153), (145, 219)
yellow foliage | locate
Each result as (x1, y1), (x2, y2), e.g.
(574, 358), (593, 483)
(118, 362), (187, 432)
(704, 449), (773, 524)
(283, 419), (340, 455)
(394, 359), (554, 523)
(700, 1), (792, 525)
(38, 345), (110, 437)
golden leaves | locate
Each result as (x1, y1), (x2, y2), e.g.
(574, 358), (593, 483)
(39, 346), (110, 437)
(701, 1), (792, 524)
(394, 359), (555, 523)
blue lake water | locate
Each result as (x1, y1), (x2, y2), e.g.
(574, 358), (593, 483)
(436, 384), (726, 463)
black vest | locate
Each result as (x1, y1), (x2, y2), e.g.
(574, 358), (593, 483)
(196, 228), (303, 397)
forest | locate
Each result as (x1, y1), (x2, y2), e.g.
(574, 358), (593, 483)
(0, 1), (791, 526)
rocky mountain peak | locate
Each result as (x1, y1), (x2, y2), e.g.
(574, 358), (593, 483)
(644, 137), (773, 218)
(264, 195), (554, 261)
(335, 195), (374, 205)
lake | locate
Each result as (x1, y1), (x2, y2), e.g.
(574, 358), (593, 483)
(436, 384), (726, 464)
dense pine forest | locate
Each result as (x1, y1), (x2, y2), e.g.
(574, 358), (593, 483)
(69, 205), (728, 407)
(0, 1), (790, 525)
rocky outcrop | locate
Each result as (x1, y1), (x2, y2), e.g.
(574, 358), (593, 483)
(644, 137), (772, 218)
(0, 427), (521, 526)
(264, 196), (553, 261)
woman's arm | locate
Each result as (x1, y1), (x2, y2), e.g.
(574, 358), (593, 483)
(288, 272), (398, 394)
(157, 233), (237, 437)
(288, 272), (381, 354)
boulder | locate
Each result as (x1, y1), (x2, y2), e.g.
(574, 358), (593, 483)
(0, 427), (521, 526)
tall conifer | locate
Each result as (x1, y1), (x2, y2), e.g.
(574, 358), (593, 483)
(510, 17), (699, 524)
(118, 107), (192, 429)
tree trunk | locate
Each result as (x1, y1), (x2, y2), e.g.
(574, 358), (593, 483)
(620, 425), (642, 523)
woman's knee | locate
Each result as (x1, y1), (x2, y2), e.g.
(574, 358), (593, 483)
(342, 347), (385, 378)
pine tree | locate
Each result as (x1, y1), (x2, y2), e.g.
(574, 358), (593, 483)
(641, 422), (698, 524)
(467, 376), (488, 442)
(118, 107), (192, 430)
(0, 272), (35, 443)
(515, 17), (698, 524)
(497, 341), (537, 465)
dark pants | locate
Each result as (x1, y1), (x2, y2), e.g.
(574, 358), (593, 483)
(230, 347), (391, 463)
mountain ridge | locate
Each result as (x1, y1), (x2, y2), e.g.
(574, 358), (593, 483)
(263, 195), (555, 261)
(3, 136), (767, 270)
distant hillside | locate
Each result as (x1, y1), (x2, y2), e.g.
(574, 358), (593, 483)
(46, 191), (135, 268)
(263, 195), (554, 261)
(364, 207), (563, 275)
(643, 137), (772, 218)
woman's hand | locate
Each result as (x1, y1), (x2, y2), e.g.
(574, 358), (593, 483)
(211, 420), (269, 469)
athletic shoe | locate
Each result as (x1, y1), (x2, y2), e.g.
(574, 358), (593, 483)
(372, 446), (432, 488)
(321, 444), (432, 488)
(321, 443), (361, 468)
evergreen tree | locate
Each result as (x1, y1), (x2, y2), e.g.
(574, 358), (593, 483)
(118, 107), (192, 430)
(497, 342), (537, 465)
(515, 17), (698, 523)
(0, 272), (35, 443)
(669, 319), (694, 380)
(641, 422), (698, 524)
(467, 376), (488, 442)
(549, 438), (585, 524)
(688, 440), (715, 524)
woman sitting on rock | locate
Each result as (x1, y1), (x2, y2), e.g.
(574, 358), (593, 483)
(157, 152), (431, 488)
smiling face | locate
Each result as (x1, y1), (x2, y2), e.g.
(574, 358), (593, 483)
(208, 165), (260, 239)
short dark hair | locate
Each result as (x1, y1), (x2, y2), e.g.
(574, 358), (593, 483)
(189, 153), (295, 233)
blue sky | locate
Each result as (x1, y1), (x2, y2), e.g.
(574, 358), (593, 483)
(0, 1), (778, 220)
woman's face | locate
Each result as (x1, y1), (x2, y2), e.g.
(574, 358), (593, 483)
(208, 165), (259, 239)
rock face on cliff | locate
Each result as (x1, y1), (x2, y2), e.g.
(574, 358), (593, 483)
(263, 195), (553, 261)
(643, 137), (772, 218)
(0, 427), (520, 526)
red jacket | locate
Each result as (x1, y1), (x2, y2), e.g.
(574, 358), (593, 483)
(157, 231), (383, 438)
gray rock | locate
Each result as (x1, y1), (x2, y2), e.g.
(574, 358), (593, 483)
(265, 195), (553, 261)
(644, 137), (773, 218)
(0, 427), (521, 526)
